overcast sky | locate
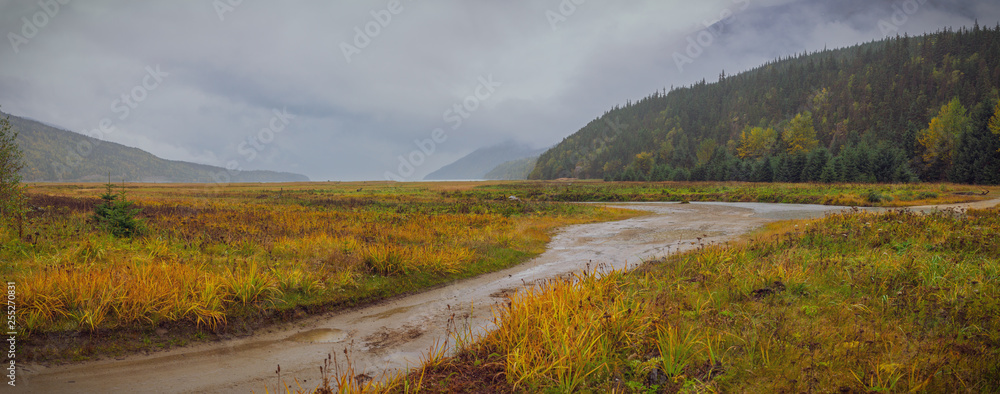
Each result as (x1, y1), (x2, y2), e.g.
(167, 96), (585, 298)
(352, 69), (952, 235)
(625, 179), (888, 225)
(1, 0), (997, 181)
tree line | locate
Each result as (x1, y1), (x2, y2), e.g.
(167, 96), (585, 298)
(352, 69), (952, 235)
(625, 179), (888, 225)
(530, 25), (1000, 184)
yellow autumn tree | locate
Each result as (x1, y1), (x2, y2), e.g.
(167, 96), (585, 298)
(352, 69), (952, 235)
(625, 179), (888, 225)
(657, 127), (681, 163)
(989, 100), (1000, 149)
(633, 152), (654, 175)
(736, 126), (777, 158)
(918, 97), (969, 171)
(696, 139), (717, 165)
(782, 112), (819, 155)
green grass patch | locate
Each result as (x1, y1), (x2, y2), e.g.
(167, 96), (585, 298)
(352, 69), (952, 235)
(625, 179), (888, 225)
(450, 180), (995, 207)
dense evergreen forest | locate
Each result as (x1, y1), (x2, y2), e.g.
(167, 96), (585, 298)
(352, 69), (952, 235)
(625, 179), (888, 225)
(529, 25), (1000, 184)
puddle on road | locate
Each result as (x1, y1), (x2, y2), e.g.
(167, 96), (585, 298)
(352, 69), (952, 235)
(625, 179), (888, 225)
(286, 328), (347, 343)
(366, 305), (417, 320)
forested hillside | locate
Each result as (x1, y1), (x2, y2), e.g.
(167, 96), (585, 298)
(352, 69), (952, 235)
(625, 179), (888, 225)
(7, 113), (309, 183)
(530, 26), (1000, 184)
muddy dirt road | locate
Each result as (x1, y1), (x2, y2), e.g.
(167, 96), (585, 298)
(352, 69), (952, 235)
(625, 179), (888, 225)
(15, 200), (995, 393)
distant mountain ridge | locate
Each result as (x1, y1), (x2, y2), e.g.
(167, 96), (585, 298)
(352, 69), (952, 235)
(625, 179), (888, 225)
(5, 113), (309, 183)
(424, 142), (547, 180)
(484, 156), (539, 180)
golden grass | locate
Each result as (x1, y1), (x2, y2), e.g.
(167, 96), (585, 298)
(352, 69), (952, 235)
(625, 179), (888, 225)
(488, 270), (653, 391)
(387, 204), (1000, 393)
(21, 261), (228, 331)
(6, 183), (633, 341)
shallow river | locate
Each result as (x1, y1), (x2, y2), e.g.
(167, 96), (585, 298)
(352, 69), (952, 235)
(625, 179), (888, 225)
(16, 200), (995, 393)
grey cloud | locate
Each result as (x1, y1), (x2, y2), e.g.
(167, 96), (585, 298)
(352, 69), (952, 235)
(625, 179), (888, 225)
(1, 0), (997, 181)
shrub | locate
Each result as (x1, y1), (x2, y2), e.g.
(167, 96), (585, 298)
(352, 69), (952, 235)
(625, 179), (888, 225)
(864, 190), (893, 204)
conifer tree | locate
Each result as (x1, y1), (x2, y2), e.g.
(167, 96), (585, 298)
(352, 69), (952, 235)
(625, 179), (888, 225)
(93, 175), (147, 238)
(751, 158), (773, 182)
(802, 148), (830, 182)
(819, 159), (838, 183)
(951, 99), (1000, 184)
